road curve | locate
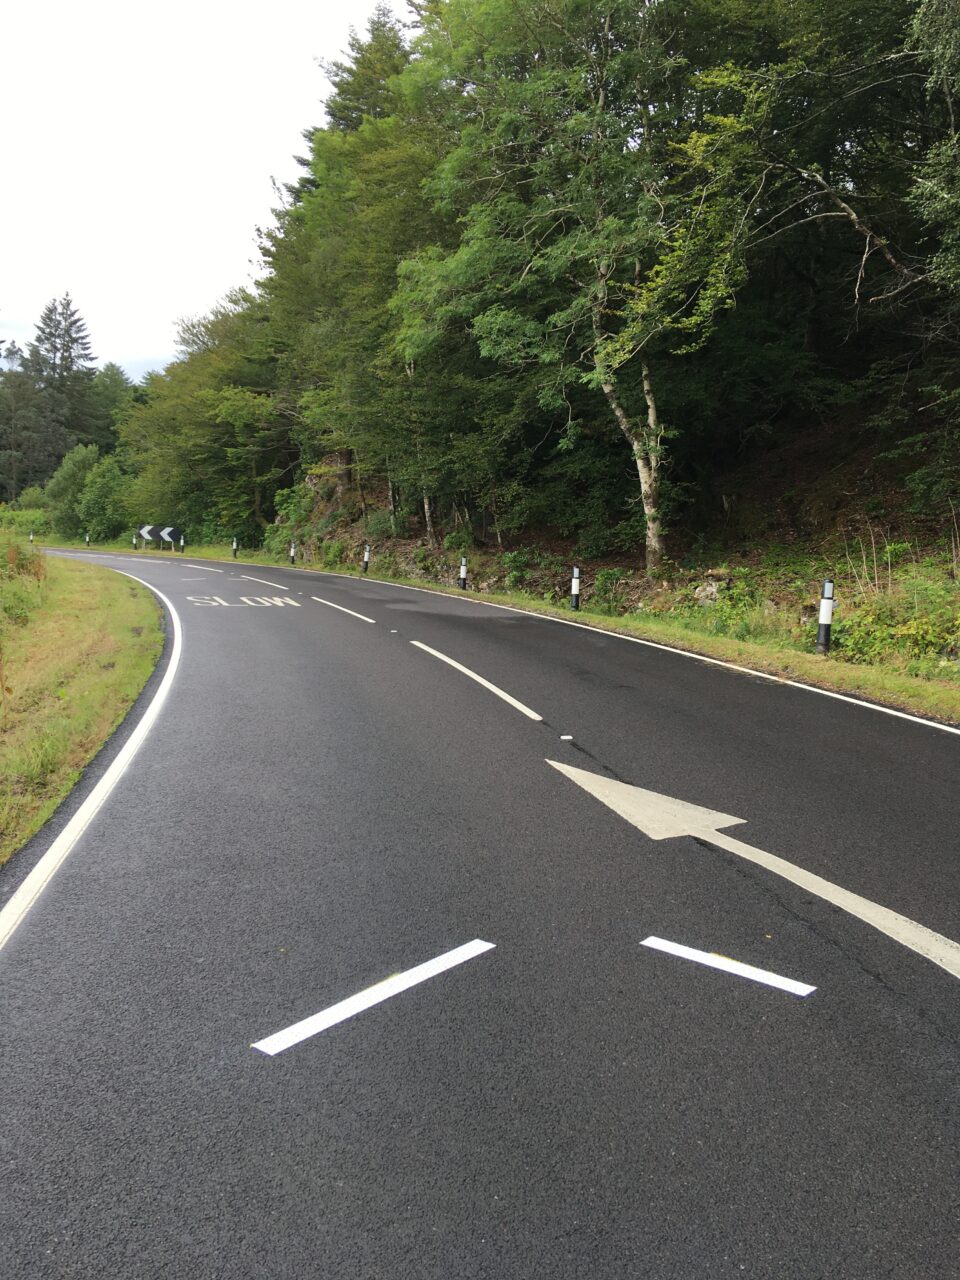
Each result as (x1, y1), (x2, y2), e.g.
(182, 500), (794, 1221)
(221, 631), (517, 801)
(1, 550), (958, 1278)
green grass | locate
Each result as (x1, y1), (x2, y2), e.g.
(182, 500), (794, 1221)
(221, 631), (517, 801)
(0, 555), (163, 866)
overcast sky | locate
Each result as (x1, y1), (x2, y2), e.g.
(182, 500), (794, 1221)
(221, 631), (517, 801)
(2, 0), (390, 380)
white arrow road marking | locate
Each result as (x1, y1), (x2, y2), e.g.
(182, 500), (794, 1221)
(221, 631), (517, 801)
(641, 936), (816, 996)
(410, 641), (542, 721)
(252, 939), (496, 1056)
(311, 596), (376, 624)
(0, 575), (183, 952)
(547, 760), (960, 982)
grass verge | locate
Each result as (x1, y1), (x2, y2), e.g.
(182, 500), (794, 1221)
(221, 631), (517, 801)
(0, 556), (163, 867)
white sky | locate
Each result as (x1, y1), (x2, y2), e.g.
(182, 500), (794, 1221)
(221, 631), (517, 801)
(1, 0), (390, 380)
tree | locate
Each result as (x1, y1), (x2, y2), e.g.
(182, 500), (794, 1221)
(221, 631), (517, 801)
(76, 455), (131, 540)
(323, 4), (409, 131)
(45, 444), (99, 536)
(394, 0), (694, 568)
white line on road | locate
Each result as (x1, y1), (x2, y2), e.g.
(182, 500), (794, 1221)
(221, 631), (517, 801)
(409, 641), (543, 721)
(252, 939), (496, 1055)
(308, 570), (960, 738)
(186, 564), (224, 572)
(0, 574), (183, 953)
(310, 596), (376, 624)
(242, 574), (291, 590)
(641, 936), (816, 997)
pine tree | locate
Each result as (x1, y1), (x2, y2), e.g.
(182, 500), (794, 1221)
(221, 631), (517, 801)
(323, 5), (409, 132)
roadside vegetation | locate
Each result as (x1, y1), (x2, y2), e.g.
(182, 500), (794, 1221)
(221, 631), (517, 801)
(0, 542), (162, 866)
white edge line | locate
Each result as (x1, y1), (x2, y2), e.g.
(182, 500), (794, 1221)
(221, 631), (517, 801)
(409, 640), (542, 720)
(242, 574), (291, 590)
(252, 939), (495, 1055)
(310, 596), (376, 624)
(641, 936), (816, 997)
(0, 572), (183, 952)
(305, 571), (960, 738)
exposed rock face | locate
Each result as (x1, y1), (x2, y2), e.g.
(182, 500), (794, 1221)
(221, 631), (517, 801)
(693, 581), (719, 605)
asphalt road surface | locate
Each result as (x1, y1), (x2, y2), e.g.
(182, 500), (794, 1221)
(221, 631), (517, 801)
(2, 550), (958, 1278)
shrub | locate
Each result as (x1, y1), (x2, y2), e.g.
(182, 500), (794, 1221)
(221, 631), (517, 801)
(321, 539), (347, 567)
(590, 568), (630, 614)
(366, 510), (395, 540)
(443, 528), (472, 553)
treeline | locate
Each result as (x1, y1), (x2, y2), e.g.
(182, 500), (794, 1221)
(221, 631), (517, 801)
(0, 295), (135, 510)
(10, 0), (960, 567)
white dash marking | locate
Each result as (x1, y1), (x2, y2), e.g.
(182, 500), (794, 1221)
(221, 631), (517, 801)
(310, 596), (376, 624)
(186, 565), (224, 573)
(641, 936), (816, 997)
(409, 641), (542, 721)
(252, 939), (495, 1055)
(560, 734), (573, 740)
(241, 574), (290, 590)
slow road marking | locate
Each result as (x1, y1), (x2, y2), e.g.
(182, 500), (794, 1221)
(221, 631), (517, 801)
(410, 641), (542, 721)
(252, 939), (496, 1056)
(641, 936), (816, 997)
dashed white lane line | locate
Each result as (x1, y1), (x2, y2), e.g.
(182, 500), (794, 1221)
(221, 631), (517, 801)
(186, 564), (224, 572)
(307, 570), (960, 739)
(311, 596), (376, 624)
(641, 936), (816, 997)
(252, 939), (496, 1056)
(409, 641), (543, 721)
(0, 573), (183, 953)
(242, 574), (291, 590)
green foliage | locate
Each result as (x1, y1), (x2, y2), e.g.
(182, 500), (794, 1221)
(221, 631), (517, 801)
(45, 445), (99, 537)
(75, 456), (130, 540)
(320, 539), (347, 567)
(0, 507), (50, 536)
(0, 541), (45, 632)
(833, 573), (960, 664)
(590, 568), (631, 615)
(442, 529), (472, 553)
(365, 509), (396, 540)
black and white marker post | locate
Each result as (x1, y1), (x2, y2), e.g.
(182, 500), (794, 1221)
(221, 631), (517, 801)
(179, 534), (185, 553)
(289, 540), (296, 566)
(131, 535), (136, 550)
(29, 532), (34, 545)
(571, 565), (581, 611)
(85, 533), (90, 548)
(458, 556), (468, 590)
(363, 544), (370, 573)
(816, 579), (835, 655)
(232, 537), (238, 559)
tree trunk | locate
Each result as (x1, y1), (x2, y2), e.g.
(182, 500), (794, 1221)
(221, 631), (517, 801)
(422, 490), (436, 547)
(596, 362), (664, 572)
